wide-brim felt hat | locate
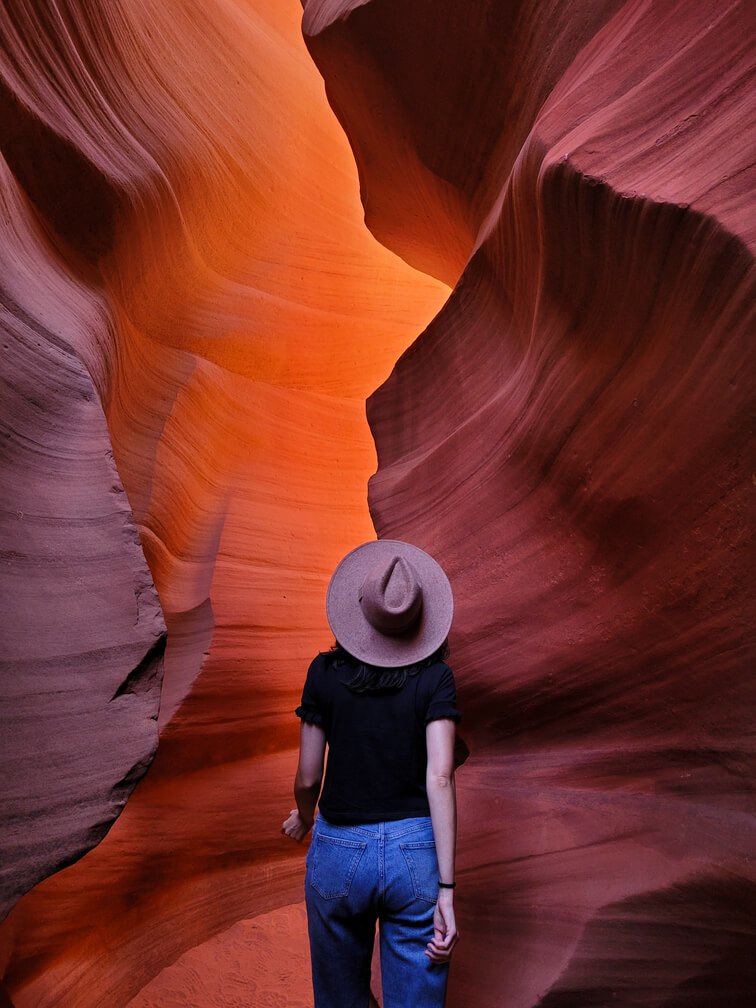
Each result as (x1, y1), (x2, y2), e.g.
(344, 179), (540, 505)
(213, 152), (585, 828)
(326, 539), (454, 668)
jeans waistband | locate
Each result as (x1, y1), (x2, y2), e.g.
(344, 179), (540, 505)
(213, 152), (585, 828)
(315, 814), (433, 839)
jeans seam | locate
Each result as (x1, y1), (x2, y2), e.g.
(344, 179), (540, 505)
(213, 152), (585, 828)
(310, 836), (367, 899)
(315, 834), (367, 847)
(399, 843), (438, 904)
(379, 823), (385, 896)
(317, 816), (432, 840)
(393, 821), (434, 838)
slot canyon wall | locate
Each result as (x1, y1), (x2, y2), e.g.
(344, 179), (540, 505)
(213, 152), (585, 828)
(0, 0), (447, 1004)
(1, 1), (754, 1007)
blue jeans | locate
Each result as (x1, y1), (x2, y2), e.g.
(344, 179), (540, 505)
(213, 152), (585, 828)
(304, 814), (450, 1008)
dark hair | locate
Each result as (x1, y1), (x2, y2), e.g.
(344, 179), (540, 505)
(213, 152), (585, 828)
(323, 639), (450, 694)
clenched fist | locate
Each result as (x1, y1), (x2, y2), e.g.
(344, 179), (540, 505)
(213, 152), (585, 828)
(281, 808), (313, 843)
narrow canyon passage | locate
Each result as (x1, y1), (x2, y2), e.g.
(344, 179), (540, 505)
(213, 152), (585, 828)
(1, 0), (754, 1006)
(0, 0), (447, 1004)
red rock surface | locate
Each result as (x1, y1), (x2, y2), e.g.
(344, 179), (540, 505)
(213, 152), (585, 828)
(125, 904), (314, 1008)
(306, 0), (756, 1004)
(0, 0), (445, 1004)
(1, 0), (754, 1007)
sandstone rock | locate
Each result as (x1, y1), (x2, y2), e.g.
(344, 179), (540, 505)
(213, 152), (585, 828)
(1, 0), (753, 1004)
(307, 0), (756, 1003)
(0, 156), (166, 922)
(0, 0), (445, 1003)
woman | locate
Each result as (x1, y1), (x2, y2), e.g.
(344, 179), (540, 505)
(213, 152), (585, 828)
(281, 539), (462, 1007)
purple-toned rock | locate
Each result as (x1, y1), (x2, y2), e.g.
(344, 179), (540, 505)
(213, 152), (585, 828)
(0, 156), (165, 920)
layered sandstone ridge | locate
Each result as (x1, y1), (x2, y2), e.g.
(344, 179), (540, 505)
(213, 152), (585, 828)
(305, 0), (756, 1004)
(0, 147), (167, 920)
(0, 0), (446, 1004)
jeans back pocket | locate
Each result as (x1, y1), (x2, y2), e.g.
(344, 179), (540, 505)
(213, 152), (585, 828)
(311, 834), (367, 899)
(399, 839), (438, 903)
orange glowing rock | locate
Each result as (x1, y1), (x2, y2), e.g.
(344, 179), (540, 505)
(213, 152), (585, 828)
(0, 0), (445, 1003)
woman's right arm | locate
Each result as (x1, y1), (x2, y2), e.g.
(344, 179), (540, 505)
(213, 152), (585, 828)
(425, 717), (460, 962)
(293, 721), (327, 831)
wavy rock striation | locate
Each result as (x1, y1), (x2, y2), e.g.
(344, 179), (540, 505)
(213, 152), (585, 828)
(305, 0), (756, 1005)
(0, 151), (166, 920)
(0, 0), (446, 1004)
(1, 0), (753, 1005)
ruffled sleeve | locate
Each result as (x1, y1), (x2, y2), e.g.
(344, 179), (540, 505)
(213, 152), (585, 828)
(295, 653), (327, 727)
(425, 663), (462, 724)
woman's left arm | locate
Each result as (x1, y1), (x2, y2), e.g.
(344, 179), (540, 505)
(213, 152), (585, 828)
(281, 722), (326, 842)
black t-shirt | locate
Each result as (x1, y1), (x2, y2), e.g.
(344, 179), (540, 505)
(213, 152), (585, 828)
(295, 651), (462, 824)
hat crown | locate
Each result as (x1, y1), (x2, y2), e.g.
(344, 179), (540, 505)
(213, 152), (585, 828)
(359, 555), (423, 636)
(325, 539), (453, 667)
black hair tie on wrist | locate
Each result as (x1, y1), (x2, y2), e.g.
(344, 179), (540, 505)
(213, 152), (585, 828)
(438, 881), (456, 888)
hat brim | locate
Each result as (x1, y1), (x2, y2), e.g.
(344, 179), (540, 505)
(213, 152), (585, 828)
(326, 539), (454, 668)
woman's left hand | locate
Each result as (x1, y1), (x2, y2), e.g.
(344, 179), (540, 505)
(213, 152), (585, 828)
(281, 808), (312, 843)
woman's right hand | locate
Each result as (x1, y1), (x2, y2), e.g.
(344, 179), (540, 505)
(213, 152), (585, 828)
(424, 889), (460, 963)
(281, 807), (312, 843)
